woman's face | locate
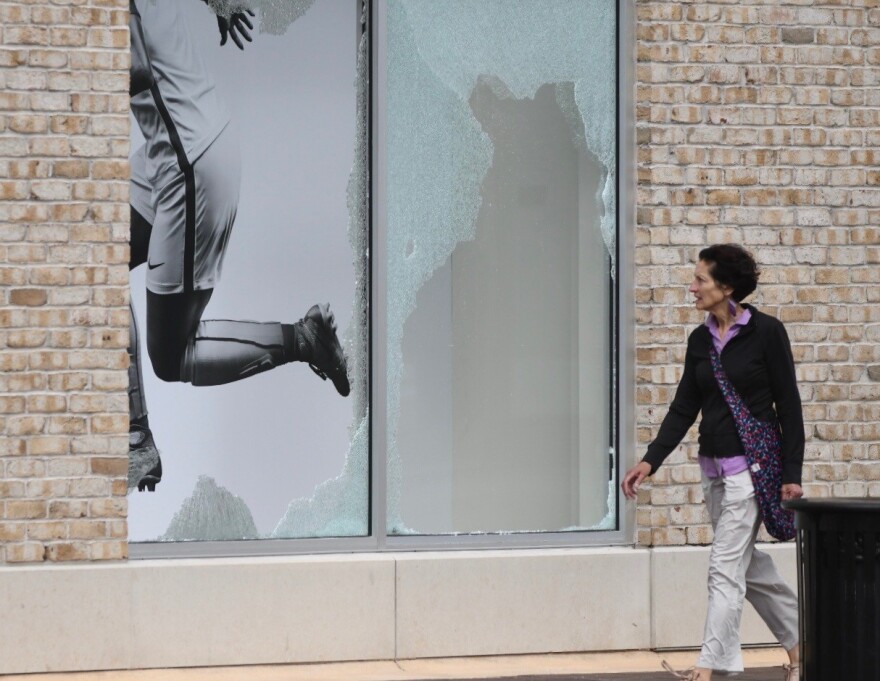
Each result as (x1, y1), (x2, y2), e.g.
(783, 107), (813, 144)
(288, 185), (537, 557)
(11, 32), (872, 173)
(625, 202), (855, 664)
(689, 260), (731, 313)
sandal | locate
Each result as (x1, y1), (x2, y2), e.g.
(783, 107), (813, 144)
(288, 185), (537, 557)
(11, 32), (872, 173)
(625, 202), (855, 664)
(661, 660), (708, 681)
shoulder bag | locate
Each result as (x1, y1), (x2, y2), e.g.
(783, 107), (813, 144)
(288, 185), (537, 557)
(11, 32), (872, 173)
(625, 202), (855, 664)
(709, 347), (796, 541)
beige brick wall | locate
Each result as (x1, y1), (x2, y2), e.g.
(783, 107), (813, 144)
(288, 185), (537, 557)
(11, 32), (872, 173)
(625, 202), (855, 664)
(2, 0), (878, 562)
(635, 0), (880, 546)
(0, 1), (130, 563)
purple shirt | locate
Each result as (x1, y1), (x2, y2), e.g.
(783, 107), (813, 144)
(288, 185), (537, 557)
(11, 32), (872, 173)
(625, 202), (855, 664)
(700, 303), (751, 479)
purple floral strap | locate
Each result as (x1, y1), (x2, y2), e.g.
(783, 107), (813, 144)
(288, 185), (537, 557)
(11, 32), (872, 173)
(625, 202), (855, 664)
(708, 347), (795, 542)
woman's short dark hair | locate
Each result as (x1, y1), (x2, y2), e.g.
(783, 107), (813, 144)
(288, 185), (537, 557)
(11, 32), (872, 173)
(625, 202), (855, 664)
(698, 244), (759, 302)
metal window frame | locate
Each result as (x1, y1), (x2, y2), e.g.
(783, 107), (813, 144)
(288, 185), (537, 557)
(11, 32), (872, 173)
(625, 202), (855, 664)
(130, 0), (635, 561)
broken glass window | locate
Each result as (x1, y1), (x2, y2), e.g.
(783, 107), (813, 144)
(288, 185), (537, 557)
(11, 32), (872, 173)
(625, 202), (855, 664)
(386, 0), (618, 535)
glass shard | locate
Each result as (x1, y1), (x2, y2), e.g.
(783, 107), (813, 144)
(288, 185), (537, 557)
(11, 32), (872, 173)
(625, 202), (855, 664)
(272, 414), (369, 537)
(162, 476), (260, 542)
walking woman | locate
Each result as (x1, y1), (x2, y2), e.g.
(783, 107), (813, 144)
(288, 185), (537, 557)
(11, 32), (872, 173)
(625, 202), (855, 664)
(622, 244), (804, 681)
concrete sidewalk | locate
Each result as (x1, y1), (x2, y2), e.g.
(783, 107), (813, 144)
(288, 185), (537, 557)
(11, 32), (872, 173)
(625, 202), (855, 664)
(3, 649), (791, 681)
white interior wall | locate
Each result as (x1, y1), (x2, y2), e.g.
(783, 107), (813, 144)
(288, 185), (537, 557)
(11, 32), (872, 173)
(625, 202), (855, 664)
(398, 263), (454, 532)
(577, 148), (613, 527)
(451, 82), (579, 531)
(396, 82), (611, 533)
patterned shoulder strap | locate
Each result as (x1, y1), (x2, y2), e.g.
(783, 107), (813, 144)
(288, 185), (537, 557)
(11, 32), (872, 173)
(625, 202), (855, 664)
(708, 347), (749, 429)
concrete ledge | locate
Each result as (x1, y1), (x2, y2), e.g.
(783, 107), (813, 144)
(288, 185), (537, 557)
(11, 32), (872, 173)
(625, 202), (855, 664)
(0, 555), (396, 675)
(651, 543), (797, 649)
(0, 545), (796, 674)
(0, 561), (135, 673)
(126, 556), (396, 669)
(396, 548), (652, 658)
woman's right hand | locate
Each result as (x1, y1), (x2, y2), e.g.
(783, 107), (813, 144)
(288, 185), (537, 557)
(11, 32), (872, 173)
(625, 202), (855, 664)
(621, 461), (653, 500)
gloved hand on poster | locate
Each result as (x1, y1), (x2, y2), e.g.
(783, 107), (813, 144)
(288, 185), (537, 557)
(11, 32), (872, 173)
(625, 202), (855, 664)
(217, 8), (255, 50)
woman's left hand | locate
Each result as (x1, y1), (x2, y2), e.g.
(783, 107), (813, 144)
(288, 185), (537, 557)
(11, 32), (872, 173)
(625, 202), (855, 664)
(781, 483), (803, 501)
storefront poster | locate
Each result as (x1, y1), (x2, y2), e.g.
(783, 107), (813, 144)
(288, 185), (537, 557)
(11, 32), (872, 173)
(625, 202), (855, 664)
(127, 0), (369, 542)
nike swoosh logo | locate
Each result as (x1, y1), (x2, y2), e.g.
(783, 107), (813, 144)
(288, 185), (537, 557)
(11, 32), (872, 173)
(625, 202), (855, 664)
(147, 261), (164, 270)
(240, 353), (275, 376)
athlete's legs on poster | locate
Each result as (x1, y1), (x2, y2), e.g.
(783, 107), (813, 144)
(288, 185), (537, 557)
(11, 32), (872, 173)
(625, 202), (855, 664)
(127, 125), (350, 493)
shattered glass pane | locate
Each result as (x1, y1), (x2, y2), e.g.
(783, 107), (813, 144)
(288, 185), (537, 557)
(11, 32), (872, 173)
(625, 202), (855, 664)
(272, 413), (368, 537)
(386, 0), (617, 535)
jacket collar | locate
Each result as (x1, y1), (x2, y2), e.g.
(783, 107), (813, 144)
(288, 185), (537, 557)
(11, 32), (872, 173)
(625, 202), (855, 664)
(737, 303), (758, 337)
(696, 303), (758, 347)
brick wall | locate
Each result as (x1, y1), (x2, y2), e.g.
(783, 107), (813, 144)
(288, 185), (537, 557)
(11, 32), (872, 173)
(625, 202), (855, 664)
(635, 0), (880, 545)
(0, 1), (129, 563)
(2, 0), (878, 562)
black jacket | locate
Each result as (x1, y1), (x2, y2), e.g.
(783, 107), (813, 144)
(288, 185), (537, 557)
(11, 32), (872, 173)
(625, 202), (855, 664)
(642, 305), (805, 485)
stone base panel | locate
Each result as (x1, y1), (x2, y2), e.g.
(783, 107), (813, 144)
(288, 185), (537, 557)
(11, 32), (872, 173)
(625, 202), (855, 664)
(0, 545), (796, 675)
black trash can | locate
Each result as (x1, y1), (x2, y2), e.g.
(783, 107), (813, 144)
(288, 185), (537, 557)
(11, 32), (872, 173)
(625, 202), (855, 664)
(784, 498), (880, 681)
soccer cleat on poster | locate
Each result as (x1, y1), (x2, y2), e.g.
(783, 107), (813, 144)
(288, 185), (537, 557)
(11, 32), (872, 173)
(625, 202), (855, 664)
(128, 425), (162, 493)
(295, 303), (351, 397)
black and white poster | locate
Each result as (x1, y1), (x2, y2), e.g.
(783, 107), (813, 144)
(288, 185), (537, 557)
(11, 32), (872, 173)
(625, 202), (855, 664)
(127, 0), (369, 542)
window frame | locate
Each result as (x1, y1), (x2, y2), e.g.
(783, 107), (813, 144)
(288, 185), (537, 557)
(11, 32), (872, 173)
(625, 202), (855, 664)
(130, 0), (634, 560)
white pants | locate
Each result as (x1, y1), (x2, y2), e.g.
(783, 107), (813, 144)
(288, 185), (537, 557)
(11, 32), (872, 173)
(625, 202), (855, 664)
(699, 469), (799, 673)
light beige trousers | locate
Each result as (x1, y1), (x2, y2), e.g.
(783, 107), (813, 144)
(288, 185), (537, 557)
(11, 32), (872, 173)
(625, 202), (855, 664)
(698, 469), (799, 673)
